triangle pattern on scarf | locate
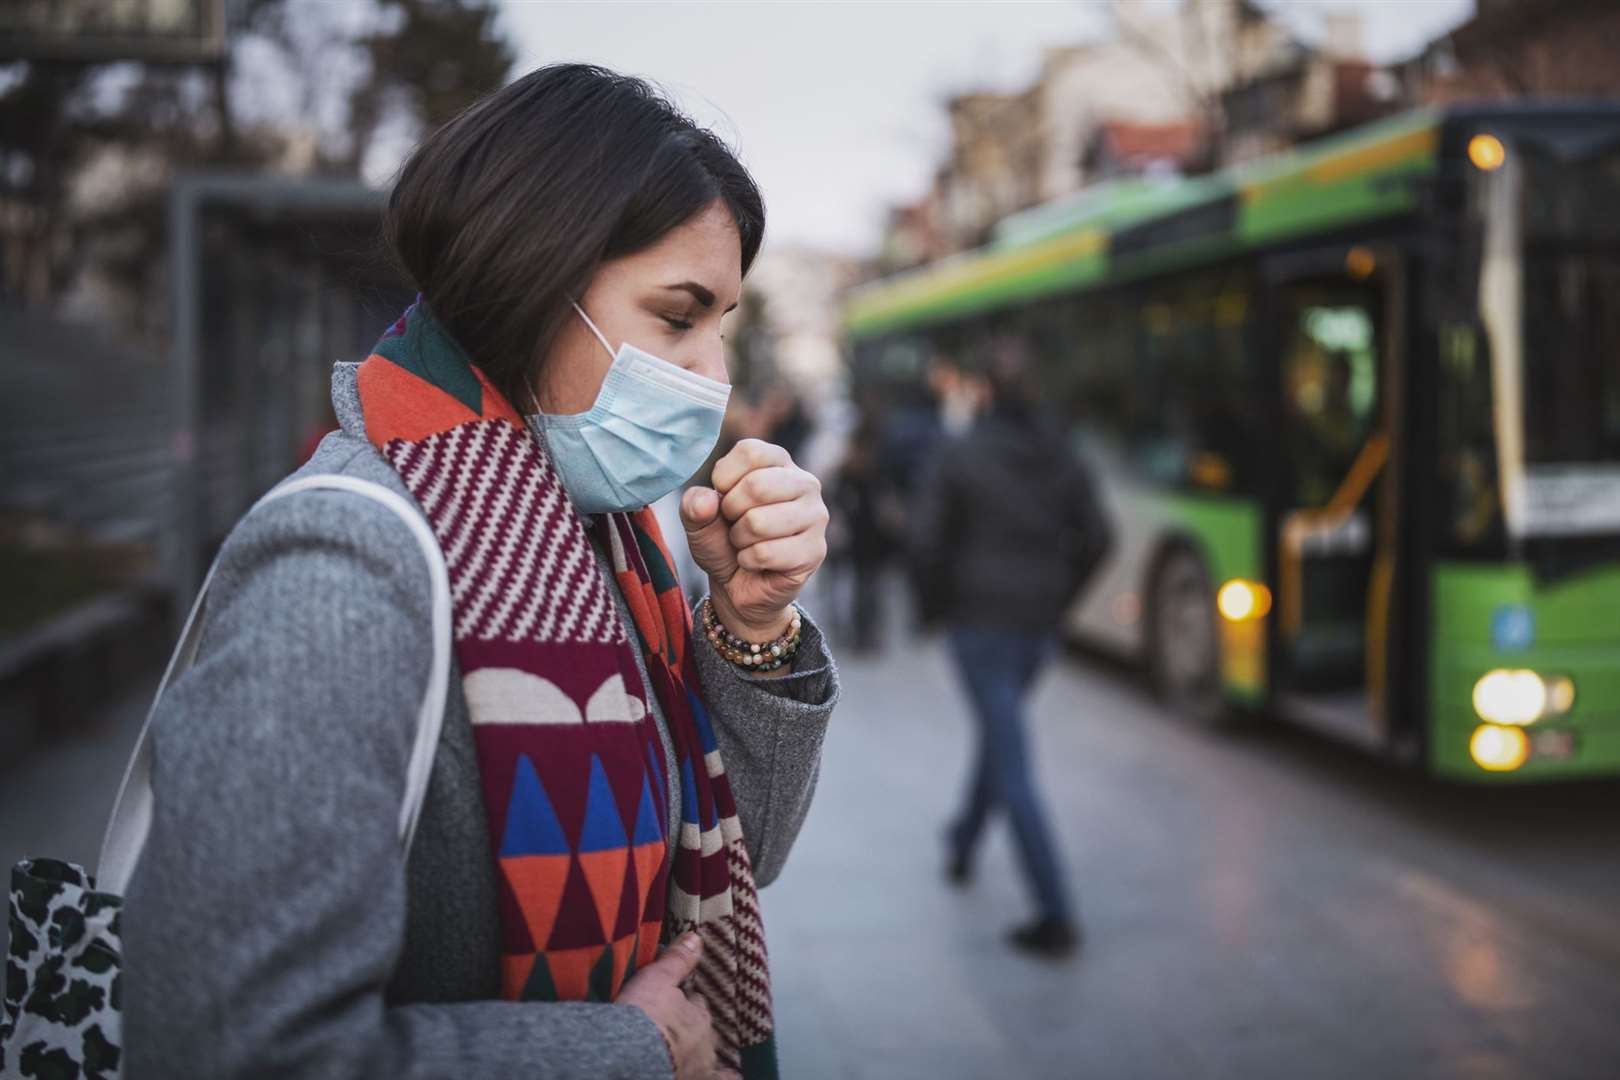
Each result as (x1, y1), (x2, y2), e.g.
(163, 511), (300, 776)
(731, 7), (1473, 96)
(500, 754), (570, 857)
(545, 944), (601, 1003)
(587, 942), (617, 1002)
(579, 848), (629, 948)
(493, 864), (536, 955)
(503, 854), (571, 949)
(522, 950), (559, 1002)
(609, 934), (638, 999)
(632, 770), (663, 846)
(579, 754), (630, 853)
(547, 857), (608, 951)
(500, 952), (536, 1001)
(613, 848), (642, 941)
(632, 842), (664, 926)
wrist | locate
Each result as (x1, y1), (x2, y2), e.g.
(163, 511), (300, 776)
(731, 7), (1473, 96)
(708, 593), (793, 642)
(701, 596), (802, 674)
(625, 1003), (678, 1076)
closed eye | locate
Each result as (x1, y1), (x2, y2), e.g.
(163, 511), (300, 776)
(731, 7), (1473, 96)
(660, 315), (694, 331)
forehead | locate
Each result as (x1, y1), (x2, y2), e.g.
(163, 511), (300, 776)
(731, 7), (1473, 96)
(615, 201), (743, 292)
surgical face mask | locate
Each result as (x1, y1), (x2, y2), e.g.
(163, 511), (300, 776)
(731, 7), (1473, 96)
(525, 302), (731, 515)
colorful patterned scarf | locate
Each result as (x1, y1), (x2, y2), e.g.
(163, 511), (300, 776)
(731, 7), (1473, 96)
(357, 300), (775, 1077)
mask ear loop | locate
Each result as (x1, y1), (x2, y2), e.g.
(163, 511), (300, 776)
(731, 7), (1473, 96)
(571, 301), (618, 361)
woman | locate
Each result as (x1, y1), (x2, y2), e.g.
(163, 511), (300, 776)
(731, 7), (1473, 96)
(124, 65), (838, 1080)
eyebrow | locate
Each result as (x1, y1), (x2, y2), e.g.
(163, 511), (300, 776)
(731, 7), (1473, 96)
(664, 281), (738, 313)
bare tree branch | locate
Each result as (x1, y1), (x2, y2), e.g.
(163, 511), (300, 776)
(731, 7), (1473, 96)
(1107, 0), (1214, 114)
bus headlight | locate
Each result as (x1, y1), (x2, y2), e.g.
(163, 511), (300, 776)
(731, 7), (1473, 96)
(1471, 669), (1548, 725)
(1470, 724), (1529, 772)
(1217, 579), (1271, 622)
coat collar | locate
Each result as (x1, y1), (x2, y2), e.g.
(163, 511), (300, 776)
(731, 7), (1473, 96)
(331, 361), (367, 442)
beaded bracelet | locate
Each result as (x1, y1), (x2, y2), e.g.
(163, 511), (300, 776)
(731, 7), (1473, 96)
(700, 597), (803, 672)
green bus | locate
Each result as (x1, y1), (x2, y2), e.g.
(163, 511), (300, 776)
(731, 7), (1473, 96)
(845, 102), (1620, 781)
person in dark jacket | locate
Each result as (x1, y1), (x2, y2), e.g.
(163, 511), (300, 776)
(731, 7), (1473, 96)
(910, 339), (1111, 959)
(830, 414), (900, 653)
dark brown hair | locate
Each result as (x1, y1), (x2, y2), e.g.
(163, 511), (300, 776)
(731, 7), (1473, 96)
(383, 63), (766, 408)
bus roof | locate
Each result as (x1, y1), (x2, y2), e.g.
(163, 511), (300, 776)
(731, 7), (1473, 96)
(844, 107), (1443, 339)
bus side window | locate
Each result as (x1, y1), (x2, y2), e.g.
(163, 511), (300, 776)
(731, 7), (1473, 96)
(1129, 270), (1258, 494)
(1064, 295), (1131, 464)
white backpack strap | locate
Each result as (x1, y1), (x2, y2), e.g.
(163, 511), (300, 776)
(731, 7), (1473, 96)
(97, 475), (452, 895)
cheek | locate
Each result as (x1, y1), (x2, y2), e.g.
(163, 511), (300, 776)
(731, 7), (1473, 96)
(539, 326), (616, 414)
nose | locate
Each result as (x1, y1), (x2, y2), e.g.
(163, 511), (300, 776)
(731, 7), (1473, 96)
(688, 337), (730, 386)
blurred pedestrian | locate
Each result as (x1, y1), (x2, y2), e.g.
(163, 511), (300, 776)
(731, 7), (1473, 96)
(828, 413), (900, 653)
(758, 381), (811, 461)
(910, 339), (1111, 960)
(120, 64), (839, 1080)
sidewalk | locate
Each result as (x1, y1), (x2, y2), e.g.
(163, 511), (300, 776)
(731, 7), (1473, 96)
(764, 605), (1620, 1080)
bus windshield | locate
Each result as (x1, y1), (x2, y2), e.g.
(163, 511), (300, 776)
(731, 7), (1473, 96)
(1521, 147), (1620, 468)
(1468, 138), (1620, 544)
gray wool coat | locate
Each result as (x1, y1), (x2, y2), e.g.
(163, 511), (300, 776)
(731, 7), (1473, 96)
(122, 362), (839, 1079)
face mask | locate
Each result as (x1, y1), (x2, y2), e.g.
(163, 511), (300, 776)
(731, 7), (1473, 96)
(526, 302), (731, 515)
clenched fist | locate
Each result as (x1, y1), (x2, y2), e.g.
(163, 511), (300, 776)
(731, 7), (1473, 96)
(680, 439), (829, 645)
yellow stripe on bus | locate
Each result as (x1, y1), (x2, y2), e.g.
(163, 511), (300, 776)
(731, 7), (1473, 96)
(845, 228), (1107, 326)
(1240, 125), (1439, 207)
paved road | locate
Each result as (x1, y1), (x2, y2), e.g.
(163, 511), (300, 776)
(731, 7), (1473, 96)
(768, 604), (1620, 1080)
(7, 606), (1620, 1080)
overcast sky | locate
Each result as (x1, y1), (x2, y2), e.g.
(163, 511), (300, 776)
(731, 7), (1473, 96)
(499, 1), (1475, 257)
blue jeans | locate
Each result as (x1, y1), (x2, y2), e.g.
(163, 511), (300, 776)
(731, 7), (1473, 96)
(946, 626), (1075, 924)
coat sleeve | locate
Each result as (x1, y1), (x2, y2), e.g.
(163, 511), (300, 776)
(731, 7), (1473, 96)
(122, 486), (672, 1080)
(689, 601), (839, 888)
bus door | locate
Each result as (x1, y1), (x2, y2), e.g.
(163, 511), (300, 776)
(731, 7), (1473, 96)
(1266, 253), (1400, 748)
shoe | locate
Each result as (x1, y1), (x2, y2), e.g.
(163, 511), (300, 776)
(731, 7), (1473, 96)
(1006, 917), (1081, 960)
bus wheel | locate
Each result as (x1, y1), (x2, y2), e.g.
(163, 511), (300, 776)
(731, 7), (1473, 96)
(1148, 547), (1230, 728)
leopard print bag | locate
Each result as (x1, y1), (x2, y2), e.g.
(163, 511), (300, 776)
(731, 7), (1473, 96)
(1, 475), (451, 1079)
(2, 859), (123, 1078)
